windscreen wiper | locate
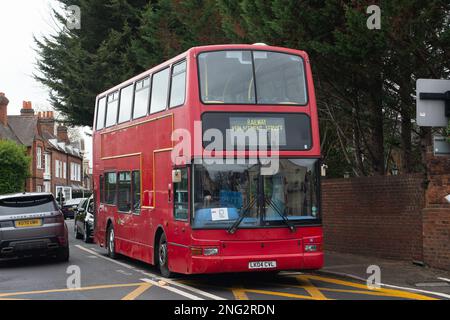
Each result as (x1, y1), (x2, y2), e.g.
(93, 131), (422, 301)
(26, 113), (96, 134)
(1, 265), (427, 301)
(265, 197), (296, 232)
(227, 197), (257, 234)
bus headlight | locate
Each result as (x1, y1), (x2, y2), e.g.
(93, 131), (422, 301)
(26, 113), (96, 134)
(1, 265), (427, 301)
(203, 248), (219, 256)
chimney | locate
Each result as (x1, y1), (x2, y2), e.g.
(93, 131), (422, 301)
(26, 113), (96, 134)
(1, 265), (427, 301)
(57, 125), (70, 144)
(0, 92), (9, 126)
(38, 110), (55, 136)
(20, 101), (35, 117)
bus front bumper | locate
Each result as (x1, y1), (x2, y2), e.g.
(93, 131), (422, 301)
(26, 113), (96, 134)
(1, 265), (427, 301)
(188, 252), (323, 274)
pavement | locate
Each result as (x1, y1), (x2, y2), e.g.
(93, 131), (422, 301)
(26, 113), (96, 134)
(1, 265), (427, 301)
(0, 219), (448, 300)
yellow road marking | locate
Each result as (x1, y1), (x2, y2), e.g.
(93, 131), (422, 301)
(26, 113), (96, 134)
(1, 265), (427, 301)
(231, 286), (249, 300)
(121, 283), (152, 300)
(298, 277), (329, 300)
(244, 288), (317, 300)
(297, 275), (437, 300)
(0, 283), (144, 298)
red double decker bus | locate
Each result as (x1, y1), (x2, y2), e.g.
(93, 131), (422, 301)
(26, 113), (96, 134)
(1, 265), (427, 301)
(93, 44), (323, 277)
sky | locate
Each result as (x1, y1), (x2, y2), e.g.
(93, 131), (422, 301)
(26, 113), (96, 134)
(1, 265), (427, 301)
(0, 0), (92, 165)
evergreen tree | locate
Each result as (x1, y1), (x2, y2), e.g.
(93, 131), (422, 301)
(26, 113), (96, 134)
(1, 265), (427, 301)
(35, 0), (148, 127)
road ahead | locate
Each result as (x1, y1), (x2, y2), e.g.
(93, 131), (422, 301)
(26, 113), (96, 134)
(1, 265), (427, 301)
(0, 220), (443, 300)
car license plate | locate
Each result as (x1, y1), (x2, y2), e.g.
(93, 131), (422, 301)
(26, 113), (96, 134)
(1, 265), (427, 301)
(15, 219), (42, 228)
(248, 261), (277, 269)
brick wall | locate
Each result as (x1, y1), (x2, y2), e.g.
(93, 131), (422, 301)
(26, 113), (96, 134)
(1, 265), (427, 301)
(322, 174), (425, 261)
(422, 154), (450, 270)
(423, 208), (450, 270)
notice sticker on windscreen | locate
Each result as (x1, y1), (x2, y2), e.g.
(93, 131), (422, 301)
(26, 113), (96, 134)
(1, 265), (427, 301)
(211, 208), (229, 221)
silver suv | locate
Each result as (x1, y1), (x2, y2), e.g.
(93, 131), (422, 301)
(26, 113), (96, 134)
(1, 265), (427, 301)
(0, 193), (69, 261)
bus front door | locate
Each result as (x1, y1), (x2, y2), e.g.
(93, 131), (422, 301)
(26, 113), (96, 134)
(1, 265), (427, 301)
(154, 152), (190, 274)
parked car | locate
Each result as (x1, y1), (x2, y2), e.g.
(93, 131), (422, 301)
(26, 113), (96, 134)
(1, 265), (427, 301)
(0, 193), (69, 261)
(61, 198), (85, 219)
(74, 195), (94, 243)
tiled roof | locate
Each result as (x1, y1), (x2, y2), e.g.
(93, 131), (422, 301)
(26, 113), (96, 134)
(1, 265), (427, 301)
(0, 114), (82, 158)
(0, 123), (21, 143)
(7, 116), (39, 146)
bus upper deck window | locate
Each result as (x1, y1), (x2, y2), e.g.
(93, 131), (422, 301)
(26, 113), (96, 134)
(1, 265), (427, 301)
(150, 68), (170, 114)
(133, 77), (150, 119)
(118, 84), (134, 123)
(95, 97), (106, 130)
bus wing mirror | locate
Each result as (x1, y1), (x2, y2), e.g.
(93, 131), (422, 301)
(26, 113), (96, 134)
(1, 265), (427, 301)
(143, 190), (153, 207)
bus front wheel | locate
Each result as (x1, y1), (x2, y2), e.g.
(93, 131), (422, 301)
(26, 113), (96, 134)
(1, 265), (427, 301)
(157, 233), (172, 278)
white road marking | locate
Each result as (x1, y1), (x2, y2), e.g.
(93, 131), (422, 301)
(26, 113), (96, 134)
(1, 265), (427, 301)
(116, 269), (133, 276)
(74, 244), (226, 300)
(438, 277), (450, 283)
(140, 278), (203, 300)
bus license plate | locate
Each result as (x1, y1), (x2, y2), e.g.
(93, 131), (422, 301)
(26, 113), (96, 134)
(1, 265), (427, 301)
(248, 261), (277, 269)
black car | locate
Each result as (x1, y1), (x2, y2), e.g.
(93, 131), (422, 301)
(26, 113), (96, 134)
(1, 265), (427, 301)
(61, 198), (85, 219)
(74, 195), (94, 243)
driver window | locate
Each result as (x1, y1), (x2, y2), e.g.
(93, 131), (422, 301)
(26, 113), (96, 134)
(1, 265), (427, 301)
(174, 168), (188, 220)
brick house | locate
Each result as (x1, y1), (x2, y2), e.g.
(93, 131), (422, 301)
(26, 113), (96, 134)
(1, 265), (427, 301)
(0, 92), (86, 200)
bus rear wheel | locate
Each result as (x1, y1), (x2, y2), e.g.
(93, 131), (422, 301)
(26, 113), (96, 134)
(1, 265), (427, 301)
(157, 233), (172, 278)
(107, 225), (117, 259)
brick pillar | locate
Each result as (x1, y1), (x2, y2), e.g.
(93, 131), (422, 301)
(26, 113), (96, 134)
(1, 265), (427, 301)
(0, 92), (9, 126)
(422, 151), (450, 270)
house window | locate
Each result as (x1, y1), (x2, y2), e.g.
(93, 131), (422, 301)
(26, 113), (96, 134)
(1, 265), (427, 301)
(55, 160), (60, 178)
(63, 162), (67, 179)
(44, 153), (51, 177)
(44, 181), (51, 193)
(70, 163), (81, 181)
(36, 185), (42, 192)
(37, 147), (42, 169)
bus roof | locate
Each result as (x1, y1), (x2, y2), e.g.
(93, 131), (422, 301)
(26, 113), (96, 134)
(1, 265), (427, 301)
(96, 44), (308, 99)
